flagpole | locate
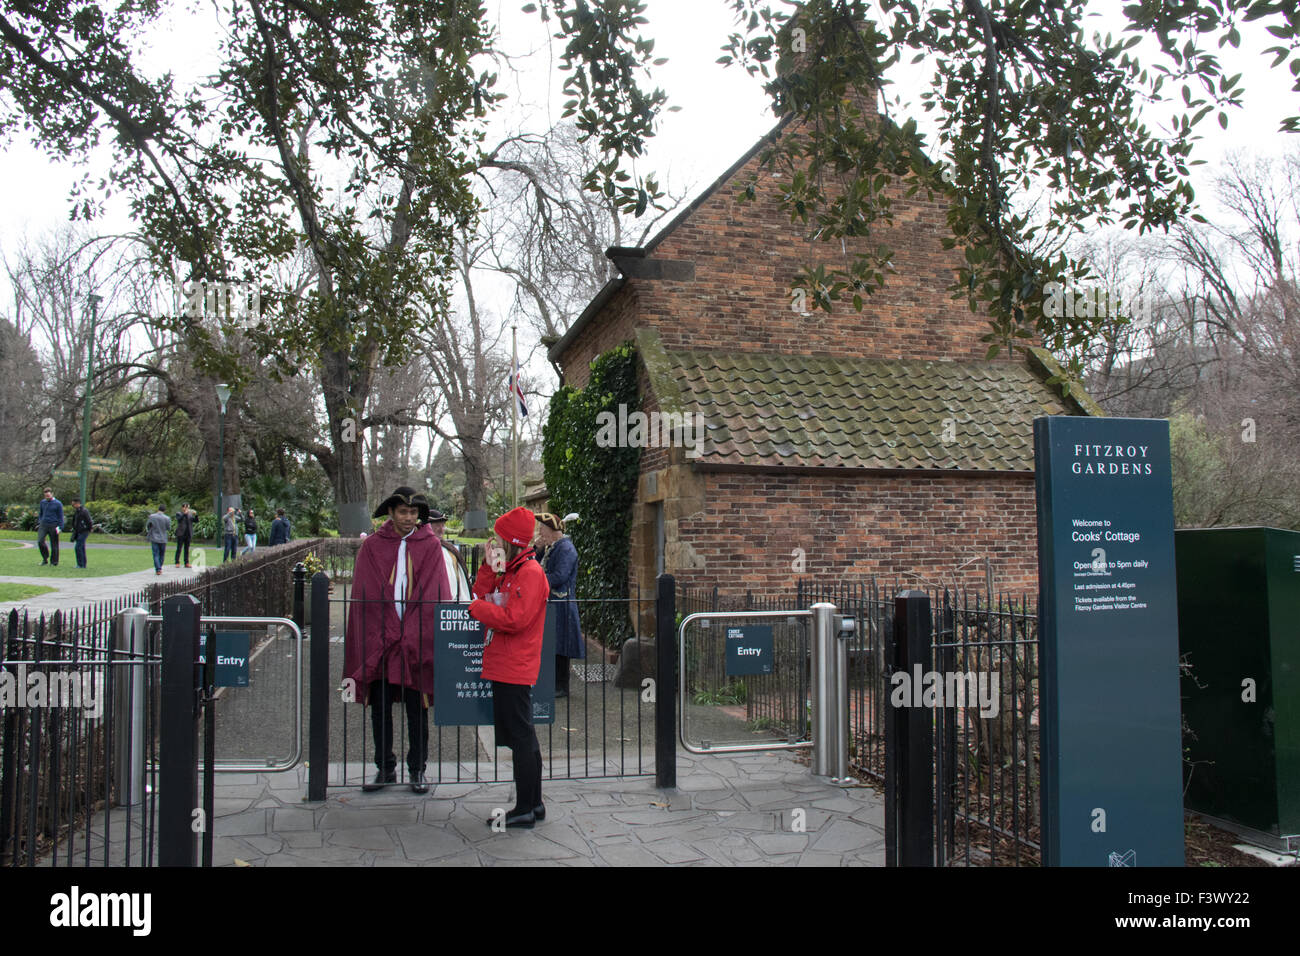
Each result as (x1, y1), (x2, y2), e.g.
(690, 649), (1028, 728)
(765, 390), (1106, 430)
(511, 325), (519, 507)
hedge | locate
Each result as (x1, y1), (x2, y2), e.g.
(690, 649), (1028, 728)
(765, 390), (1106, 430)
(541, 341), (641, 649)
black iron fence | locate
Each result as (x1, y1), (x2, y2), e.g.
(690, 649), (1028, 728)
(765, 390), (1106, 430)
(0, 539), (329, 867)
(681, 579), (1041, 866)
(306, 552), (669, 794)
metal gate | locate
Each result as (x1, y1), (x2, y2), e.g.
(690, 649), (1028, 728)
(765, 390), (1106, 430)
(304, 571), (678, 799)
(677, 603), (853, 778)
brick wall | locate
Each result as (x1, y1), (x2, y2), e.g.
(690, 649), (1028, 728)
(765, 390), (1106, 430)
(560, 283), (639, 390)
(558, 122), (1020, 376)
(668, 469), (1040, 598)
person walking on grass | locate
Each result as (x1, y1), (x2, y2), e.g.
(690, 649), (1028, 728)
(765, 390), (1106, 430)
(36, 487), (64, 567)
(145, 505), (170, 576)
(70, 497), (93, 569)
(222, 506), (239, 562)
(241, 508), (258, 556)
(174, 503), (194, 567)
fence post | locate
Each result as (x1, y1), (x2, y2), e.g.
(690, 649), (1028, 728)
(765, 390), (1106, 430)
(655, 573), (676, 789)
(885, 590), (934, 867)
(113, 607), (149, 806)
(0, 610), (17, 860)
(292, 562), (306, 628)
(307, 572), (331, 802)
(159, 593), (201, 867)
(938, 591), (957, 866)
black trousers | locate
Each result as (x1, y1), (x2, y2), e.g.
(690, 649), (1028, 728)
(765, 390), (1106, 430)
(37, 524), (59, 565)
(491, 681), (542, 811)
(368, 680), (428, 776)
(174, 536), (191, 564)
(556, 655), (571, 694)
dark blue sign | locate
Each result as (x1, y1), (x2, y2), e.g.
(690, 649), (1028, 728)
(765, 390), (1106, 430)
(725, 625), (773, 676)
(198, 631), (250, 688)
(434, 603), (555, 726)
(1034, 416), (1183, 867)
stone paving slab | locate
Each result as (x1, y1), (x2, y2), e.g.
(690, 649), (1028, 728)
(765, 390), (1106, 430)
(200, 749), (884, 866)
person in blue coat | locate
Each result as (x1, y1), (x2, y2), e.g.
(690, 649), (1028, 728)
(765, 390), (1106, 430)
(36, 487), (64, 566)
(534, 513), (584, 697)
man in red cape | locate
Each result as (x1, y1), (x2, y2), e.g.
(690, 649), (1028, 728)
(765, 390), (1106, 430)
(344, 486), (450, 793)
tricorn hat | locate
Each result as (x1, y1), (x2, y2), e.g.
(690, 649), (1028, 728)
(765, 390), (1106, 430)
(373, 486), (430, 522)
(422, 504), (449, 524)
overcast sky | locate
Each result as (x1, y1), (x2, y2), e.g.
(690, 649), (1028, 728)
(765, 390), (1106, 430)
(7, 3), (1290, 246)
(0, 2), (1295, 453)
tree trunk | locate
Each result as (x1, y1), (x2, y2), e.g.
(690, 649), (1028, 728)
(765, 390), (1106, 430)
(320, 347), (371, 536)
(461, 435), (490, 515)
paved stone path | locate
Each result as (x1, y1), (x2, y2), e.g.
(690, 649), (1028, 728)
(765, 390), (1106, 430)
(0, 562), (206, 615)
(196, 750), (885, 867)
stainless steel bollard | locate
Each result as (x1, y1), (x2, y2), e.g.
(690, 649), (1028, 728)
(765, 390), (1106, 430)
(812, 603), (854, 781)
(811, 603), (835, 776)
(114, 607), (148, 806)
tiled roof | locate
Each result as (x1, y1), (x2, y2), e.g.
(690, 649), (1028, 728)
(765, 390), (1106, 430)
(638, 333), (1097, 472)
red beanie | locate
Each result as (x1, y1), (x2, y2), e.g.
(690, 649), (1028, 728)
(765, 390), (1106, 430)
(494, 507), (536, 547)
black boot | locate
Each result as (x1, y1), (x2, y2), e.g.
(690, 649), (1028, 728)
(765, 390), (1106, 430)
(362, 768), (397, 791)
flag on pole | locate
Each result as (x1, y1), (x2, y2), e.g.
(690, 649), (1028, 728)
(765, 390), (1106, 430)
(511, 358), (528, 419)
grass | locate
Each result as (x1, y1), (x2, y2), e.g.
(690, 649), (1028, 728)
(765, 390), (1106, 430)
(0, 582), (56, 601)
(0, 536), (223, 578)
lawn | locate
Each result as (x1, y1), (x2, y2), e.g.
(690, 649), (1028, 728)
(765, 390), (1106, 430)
(0, 537), (222, 578)
(0, 582), (56, 601)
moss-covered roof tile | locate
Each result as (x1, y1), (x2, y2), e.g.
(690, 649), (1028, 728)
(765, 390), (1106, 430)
(640, 342), (1099, 473)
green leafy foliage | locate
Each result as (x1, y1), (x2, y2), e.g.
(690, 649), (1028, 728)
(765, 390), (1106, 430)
(541, 342), (641, 648)
(717, 0), (1300, 384)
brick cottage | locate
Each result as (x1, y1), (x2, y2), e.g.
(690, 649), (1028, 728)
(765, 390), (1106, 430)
(547, 109), (1102, 610)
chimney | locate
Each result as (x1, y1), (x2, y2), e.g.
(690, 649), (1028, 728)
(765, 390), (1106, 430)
(771, 8), (880, 122)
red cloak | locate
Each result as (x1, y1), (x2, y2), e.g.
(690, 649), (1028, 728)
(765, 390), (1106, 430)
(344, 520), (450, 703)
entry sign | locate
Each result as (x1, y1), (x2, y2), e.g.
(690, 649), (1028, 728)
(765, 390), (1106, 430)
(726, 625), (773, 676)
(434, 603), (555, 726)
(1034, 416), (1183, 866)
(198, 631), (250, 688)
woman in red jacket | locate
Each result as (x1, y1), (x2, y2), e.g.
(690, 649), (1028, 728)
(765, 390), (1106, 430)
(469, 506), (549, 828)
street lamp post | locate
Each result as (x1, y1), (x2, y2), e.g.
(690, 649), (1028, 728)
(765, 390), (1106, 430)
(80, 294), (102, 505)
(215, 384), (232, 549)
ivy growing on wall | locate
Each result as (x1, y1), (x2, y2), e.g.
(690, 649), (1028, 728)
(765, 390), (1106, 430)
(542, 341), (641, 648)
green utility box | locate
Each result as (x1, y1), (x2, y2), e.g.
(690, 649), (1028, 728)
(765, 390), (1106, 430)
(1176, 527), (1300, 846)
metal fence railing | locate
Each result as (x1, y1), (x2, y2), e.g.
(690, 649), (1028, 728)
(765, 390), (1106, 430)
(0, 538), (329, 867)
(680, 579), (1041, 867)
(315, 574), (659, 789)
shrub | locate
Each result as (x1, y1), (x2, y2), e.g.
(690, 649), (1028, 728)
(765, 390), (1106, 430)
(1, 504), (36, 531)
(193, 512), (219, 540)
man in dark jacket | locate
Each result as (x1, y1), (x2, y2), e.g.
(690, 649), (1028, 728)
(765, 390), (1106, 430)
(268, 508), (291, 546)
(36, 487), (64, 566)
(69, 497), (93, 569)
(174, 503), (194, 567)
